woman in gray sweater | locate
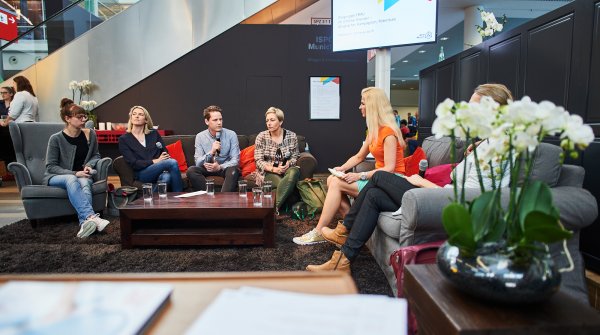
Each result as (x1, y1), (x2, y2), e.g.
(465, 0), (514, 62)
(44, 98), (110, 238)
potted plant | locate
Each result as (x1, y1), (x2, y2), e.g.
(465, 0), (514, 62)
(69, 80), (97, 127)
(476, 8), (507, 40)
(432, 96), (594, 303)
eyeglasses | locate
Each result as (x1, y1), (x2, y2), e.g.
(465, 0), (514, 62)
(73, 114), (89, 120)
(0, 92), (9, 95)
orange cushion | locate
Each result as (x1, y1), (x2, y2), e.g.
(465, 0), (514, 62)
(165, 140), (188, 172)
(403, 146), (427, 176)
(240, 145), (256, 177)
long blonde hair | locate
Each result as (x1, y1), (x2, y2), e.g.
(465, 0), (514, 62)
(127, 105), (154, 134)
(362, 87), (403, 146)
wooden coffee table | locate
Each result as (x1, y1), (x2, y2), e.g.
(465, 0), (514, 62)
(119, 192), (275, 248)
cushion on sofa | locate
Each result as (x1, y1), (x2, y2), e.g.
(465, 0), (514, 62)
(528, 143), (562, 187)
(166, 140), (188, 172)
(163, 135), (196, 168)
(240, 145), (257, 177)
(403, 147), (427, 176)
(425, 163), (454, 187)
(422, 136), (465, 167)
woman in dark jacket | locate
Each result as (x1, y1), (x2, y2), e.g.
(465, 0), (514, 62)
(45, 98), (110, 238)
(118, 106), (183, 192)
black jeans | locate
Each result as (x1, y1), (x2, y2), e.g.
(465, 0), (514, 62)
(186, 165), (240, 192)
(341, 171), (417, 261)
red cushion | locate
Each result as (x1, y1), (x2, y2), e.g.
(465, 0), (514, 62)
(240, 145), (256, 177)
(424, 163), (454, 187)
(403, 146), (427, 176)
(165, 140), (188, 172)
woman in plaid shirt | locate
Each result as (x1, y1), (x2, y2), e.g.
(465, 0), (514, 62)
(254, 107), (300, 213)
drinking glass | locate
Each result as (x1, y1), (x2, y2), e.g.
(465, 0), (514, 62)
(142, 183), (153, 202)
(238, 180), (247, 197)
(157, 181), (167, 198)
(252, 187), (263, 206)
(206, 179), (215, 195)
(263, 180), (272, 198)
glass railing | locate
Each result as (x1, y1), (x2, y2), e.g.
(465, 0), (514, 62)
(0, 0), (138, 81)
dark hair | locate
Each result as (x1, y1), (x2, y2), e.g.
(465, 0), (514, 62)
(400, 119), (408, 126)
(13, 76), (35, 97)
(1, 86), (15, 100)
(59, 98), (85, 124)
(203, 105), (223, 120)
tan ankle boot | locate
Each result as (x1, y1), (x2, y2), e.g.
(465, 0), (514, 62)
(306, 250), (351, 274)
(321, 221), (349, 247)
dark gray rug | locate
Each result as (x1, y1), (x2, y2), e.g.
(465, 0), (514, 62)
(0, 214), (393, 296)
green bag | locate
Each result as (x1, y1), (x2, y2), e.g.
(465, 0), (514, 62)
(296, 178), (327, 217)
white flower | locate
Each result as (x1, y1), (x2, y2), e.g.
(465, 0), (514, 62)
(68, 81), (78, 91)
(81, 100), (97, 111)
(562, 114), (595, 149)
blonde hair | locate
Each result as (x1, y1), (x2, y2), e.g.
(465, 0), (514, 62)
(265, 107), (284, 121)
(361, 87), (403, 146)
(474, 83), (513, 105)
(127, 105), (154, 134)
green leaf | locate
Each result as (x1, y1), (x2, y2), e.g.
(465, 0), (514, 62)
(470, 190), (499, 241)
(523, 211), (572, 244)
(442, 203), (476, 251)
(519, 181), (558, 232)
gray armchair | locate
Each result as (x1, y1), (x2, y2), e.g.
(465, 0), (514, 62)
(364, 136), (598, 304)
(8, 122), (112, 225)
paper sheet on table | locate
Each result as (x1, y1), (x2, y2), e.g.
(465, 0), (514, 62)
(185, 287), (407, 335)
(175, 190), (207, 198)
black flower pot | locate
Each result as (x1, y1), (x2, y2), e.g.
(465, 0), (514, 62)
(436, 241), (561, 304)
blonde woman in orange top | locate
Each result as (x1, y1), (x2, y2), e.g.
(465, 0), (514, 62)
(293, 87), (405, 245)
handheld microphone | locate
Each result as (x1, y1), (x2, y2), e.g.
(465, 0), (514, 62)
(156, 142), (164, 151)
(89, 169), (97, 175)
(418, 159), (428, 178)
(215, 131), (221, 155)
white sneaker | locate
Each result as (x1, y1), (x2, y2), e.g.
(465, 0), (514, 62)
(77, 219), (97, 238)
(293, 228), (326, 245)
(93, 216), (111, 232)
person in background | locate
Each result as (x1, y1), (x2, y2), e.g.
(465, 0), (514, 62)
(400, 119), (410, 139)
(393, 109), (401, 128)
(44, 98), (110, 238)
(305, 83), (513, 273)
(187, 105), (240, 192)
(408, 112), (417, 127)
(0, 86), (15, 117)
(293, 87), (406, 245)
(0, 76), (38, 127)
(118, 106), (183, 192)
(254, 107), (300, 213)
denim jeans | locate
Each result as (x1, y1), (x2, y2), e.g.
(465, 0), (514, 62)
(135, 158), (183, 192)
(48, 174), (94, 224)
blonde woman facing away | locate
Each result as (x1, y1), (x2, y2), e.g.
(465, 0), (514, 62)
(254, 107), (300, 213)
(293, 87), (406, 245)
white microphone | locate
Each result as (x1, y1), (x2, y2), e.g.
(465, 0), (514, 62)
(156, 142), (164, 152)
(418, 159), (428, 178)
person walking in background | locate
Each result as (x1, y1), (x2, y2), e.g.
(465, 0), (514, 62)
(293, 87), (406, 245)
(187, 105), (241, 192)
(305, 83), (513, 273)
(0, 76), (38, 126)
(118, 106), (183, 192)
(393, 109), (401, 128)
(254, 107), (300, 213)
(45, 98), (110, 238)
(407, 112), (417, 127)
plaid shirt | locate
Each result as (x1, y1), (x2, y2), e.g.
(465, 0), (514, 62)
(254, 129), (299, 176)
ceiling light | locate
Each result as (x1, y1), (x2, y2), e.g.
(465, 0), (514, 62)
(440, 37), (449, 41)
(410, 87), (415, 90)
(390, 67), (396, 71)
(392, 83), (397, 86)
(401, 80), (406, 82)
(413, 74), (418, 77)
(402, 60), (408, 63)
(418, 50), (426, 53)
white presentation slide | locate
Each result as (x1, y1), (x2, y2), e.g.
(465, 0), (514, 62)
(333, 0), (438, 52)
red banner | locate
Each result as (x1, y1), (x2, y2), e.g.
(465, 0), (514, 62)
(0, 8), (18, 42)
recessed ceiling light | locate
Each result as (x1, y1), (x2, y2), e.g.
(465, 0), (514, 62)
(390, 67), (396, 71)
(418, 50), (426, 53)
(413, 74), (418, 77)
(401, 80), (406, 82)
(440, 37), (449, 41)
(371, 79), (375, 82)
(410, 87), (415, 90)
(402, 60), (408, 63)
(392, 83), (397, 86)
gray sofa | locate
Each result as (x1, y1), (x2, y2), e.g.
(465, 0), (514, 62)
(8, 122), (112, 225)
(361, 136), (598, 303)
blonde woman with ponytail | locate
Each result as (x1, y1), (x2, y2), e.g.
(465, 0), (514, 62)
(293, 87), (406, 245)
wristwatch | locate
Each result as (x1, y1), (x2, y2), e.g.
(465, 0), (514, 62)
(360, 172), (367, 181)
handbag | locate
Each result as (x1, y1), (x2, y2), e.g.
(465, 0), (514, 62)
(389, 240), (445, 335)
(296, 178), (327, 217)
(106, 184), (139, 216)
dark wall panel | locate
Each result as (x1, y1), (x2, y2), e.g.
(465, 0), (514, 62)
(587, 2), (600, 122)
(459, 52), (482, 101)
(488, 36), (521, 97)
(524, 14), (574, 105)
(435, 63), (455, 105)
(95, 25), (367, 171)
(418, 70), (436, 136)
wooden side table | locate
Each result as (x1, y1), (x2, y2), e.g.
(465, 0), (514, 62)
(404, 264), (600, 335)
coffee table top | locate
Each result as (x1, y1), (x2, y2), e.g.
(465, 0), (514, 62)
(125, 192), (275, 210)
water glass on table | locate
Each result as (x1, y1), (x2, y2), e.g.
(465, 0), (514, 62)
(238, 180), (247, 197)
(263, 180), (272, 198)
(142, 183), (153, 202)
(157, 181), (167, 198)
(252, 187), (263, 206)
(206, 179), (215, 195)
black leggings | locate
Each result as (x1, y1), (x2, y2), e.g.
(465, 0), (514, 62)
(341, 171), (417, 261)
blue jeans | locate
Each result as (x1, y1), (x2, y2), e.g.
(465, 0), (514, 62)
(135, 158), (183, 192)
(49, 174), (94, 224)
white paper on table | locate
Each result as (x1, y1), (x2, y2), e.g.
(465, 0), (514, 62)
(175, 190), (207, 198)
(185, 287), (407, 335)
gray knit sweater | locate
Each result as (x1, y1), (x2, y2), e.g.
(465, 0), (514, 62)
(43, 129), (101, 185)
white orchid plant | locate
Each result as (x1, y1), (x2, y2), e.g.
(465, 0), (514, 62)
(432, 96), (594, 261)
(68, 80), (94, 105)
(476, 8), (507, 38)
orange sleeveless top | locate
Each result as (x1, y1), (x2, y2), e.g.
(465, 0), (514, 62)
(368, 126), (405, 174)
